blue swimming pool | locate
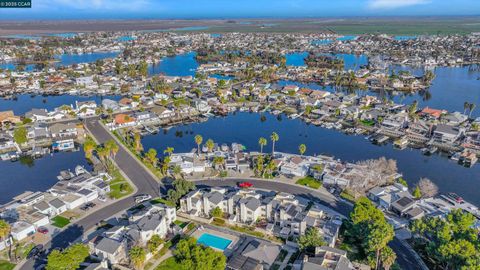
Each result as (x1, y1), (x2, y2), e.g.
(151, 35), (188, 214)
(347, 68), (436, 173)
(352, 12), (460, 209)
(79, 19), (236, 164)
(197, 233), (232, 250)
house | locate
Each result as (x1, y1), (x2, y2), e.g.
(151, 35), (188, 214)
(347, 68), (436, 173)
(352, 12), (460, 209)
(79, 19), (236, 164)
(297, 246), (357, 270)
(76, 101), (98, 118)
(433, 124), (465, 143)
(0, 110), (21, 126)
(391, 196), (416, 217)
(151, 107), (175, 119)
(25, 108), (50, 122)
(10, 221), (35, 241)
(420, 107), (445, 120)
(48, 198), (67, 216)
(76, 76), (95, 88)
(114, 114), (136, 128)
(91, 236), (127, 266)
(240, 239), (281, 269)
(49, 123), (78, 139)
(102, 99), (119, 111)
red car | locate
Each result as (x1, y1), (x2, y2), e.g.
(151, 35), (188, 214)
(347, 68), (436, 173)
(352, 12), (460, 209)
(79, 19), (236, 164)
(238, 182), (253, 188)
(37, 227), (48, 234)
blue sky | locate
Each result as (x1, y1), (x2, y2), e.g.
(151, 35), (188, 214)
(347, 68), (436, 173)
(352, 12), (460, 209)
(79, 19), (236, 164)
(0, 0), (479, 19)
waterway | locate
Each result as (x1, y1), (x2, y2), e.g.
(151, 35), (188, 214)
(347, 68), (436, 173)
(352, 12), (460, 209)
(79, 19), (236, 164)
(0, 94), (121, 115)
(0, 150), (91, 205)
(0, 51), (120, 72)
(141, 112), (480, 206)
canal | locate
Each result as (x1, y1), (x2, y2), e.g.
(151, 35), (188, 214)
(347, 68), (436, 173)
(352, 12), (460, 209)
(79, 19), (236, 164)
(141, 112), (480, 206)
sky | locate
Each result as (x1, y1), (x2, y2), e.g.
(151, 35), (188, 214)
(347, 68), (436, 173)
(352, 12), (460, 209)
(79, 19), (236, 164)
(0, 0), (479, 20)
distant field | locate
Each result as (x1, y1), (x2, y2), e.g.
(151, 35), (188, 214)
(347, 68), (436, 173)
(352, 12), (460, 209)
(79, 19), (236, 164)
(1, 17), (480, 35)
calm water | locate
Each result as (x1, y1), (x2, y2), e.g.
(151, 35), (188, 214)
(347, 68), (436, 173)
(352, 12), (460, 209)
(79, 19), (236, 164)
(0, 150), (91, 204)
(0, 52), (120, 71)
(286, 52), (309, 67)
(148, 52), (198, 77)
(0, 95), (121, 115)
(142, 112), (480, 205)
(285, 52), (368, 70)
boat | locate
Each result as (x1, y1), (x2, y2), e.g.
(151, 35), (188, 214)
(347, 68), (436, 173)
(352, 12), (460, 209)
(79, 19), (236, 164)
(393, 137), (409, 150)
(459, 151), (478, 167)
(422, 146), (438, 155)
(370, 134), (389, 144)
(450, 152), (462, 161)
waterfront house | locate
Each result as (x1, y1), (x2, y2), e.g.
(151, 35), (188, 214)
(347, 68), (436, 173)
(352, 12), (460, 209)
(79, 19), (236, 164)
(432, 124), (465, 144)
(27, 122), (49, 141)
(49, 122), (78, 139)
(102, 99), (120, 111)
(420, 107), (445, 120)
(25, 108), (50, 122)
(113, 114), (136, 128)
(10, 221), (35, 241)
(90, 236), (128, 266)
(150, 106), (175, 119)
(76, 76), (95, 88)
(0, 110), (21, 126)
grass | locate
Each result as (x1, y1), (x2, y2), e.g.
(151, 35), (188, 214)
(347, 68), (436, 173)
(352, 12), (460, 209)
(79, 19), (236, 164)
(174, 220), (188, 229)
(270, 263), (280, 270)
(155, 257), (183, 270)
(108, 168), (134, 199)
(51, 215), (70, 228)
(0, 260), (15, 270)
(150, 197), (176, 207)
(211, 218), (226, 226)
(230, 225), (265, 238)
(360, 119), (375, 127)
(296, 176), (322, 189)
(340, 190), (356, 203)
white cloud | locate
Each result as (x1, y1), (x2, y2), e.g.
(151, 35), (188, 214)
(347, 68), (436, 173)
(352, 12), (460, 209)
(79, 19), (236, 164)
(368, 0), (431, 9)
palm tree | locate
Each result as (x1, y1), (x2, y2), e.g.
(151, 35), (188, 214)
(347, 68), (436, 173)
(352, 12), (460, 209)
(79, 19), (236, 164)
(464, 101), (470, 115)
(172, 165), (182, 179)
(205, 139), (215, 152)
(258, 137), (267, 154)
(469, 103), (476, 118)
(83, 139), (97, 160)
(129, 246), (146, 270)
(134, 132), (143, 153)
(0, 220), (10, 241)
(270, 132), (279, 155)
(96, 146), (109, 165)
(163, 147), (174, 156)
(298, 144), (306, 156)
(194, 134), (203, 156)
(380, 247), (396, 270)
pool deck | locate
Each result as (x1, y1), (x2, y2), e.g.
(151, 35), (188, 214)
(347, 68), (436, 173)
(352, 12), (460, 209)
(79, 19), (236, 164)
(191, 227), (240, 254)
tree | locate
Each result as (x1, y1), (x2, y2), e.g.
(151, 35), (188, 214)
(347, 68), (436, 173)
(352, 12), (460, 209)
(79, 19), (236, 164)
(417, 178), (438, 198)
(145, 148), (159, 167)
(194, 134), (203, 156)
(172, 165), (182, 179)
(469, 103), (476, 118)
(96, 146), (109, 164)
(0, 220), (10, 240)
(298, 144), (306, 156)
(163, 147), (174, 156)
(297, 227), (326, 254)
(258, 137), (267, 154)
(147, 235), (163, 253)
(83, 137), (97, 160)
(46, 244), (89, 270)
(105, 139), (118, 159)
(270, 132), (279, 155)
(367, 221), (394, 269)
(167, 178), (196, 205)
(13, 126), (27, 145)
(129, 246), (146, 270)
(380, 246), (397, 270)
(211, 206), (223, 218)
(397, 177), (408, 188)
(413, 186), (422, 199)
(464, 101), (470, 115)
(205, 139), (215, 152)
(173, 237), (226, 270)
(134, 132), (143, 153)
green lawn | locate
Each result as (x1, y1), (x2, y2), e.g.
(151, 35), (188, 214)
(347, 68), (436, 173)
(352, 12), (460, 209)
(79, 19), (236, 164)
(173, 220), (188, 229)
(340, 190), (356, 203)
(51, 215), (70, 228)
(0, 260), (15, 270)
(296, 176), (322, 189)
(360, 119), (375, 127)
(150, 197), (176, 207)
(108, 169), (133, 199)
(156, 257), (183, 270)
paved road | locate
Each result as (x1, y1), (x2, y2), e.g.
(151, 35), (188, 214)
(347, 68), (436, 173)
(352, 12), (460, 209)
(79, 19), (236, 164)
(20, 119), (161, 270)
(195, 178), (422, 270)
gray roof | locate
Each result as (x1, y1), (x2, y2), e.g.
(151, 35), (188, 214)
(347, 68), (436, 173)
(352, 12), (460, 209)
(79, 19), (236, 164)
(135, 213), (163, 231)
(206, 191), (224, 205)
(48, 198), (66, 209)
(242, 240), (281, 266)
(96, 237), (122, 254)
(244, 197), (261, 211)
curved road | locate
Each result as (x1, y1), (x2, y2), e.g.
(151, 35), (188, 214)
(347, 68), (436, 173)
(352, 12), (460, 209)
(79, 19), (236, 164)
(21, 119), (421, 270)
(20, 119), (161, 270)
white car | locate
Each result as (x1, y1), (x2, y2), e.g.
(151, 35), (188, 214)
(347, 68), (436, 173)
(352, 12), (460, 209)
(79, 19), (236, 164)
(134, 194), (152, 204)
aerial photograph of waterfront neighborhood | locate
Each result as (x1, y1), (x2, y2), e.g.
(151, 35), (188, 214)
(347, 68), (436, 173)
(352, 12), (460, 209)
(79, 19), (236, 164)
(0, 1), (480, 270)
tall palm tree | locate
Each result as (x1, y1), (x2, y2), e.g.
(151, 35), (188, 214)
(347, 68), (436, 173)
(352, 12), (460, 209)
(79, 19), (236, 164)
(205, 139), (215, 152)
(258, 137), (267, 154)
(469, 103), (476, 118)
(129, 246), (146, 270)
(464, 101), (470, 115)
(298, 144), (306, 156)
(194, 134), (203, 156)
(134, 132), (143, 153)
(163, 147), (174, 156)
(270, 132), (279, 155)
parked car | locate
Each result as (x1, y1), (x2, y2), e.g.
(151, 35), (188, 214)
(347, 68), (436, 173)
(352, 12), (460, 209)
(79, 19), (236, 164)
(134, 194), (152, 204)
(238, 182), (253, 188)
(27, 244), (44, 259)
(37, 227), (48, 234)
